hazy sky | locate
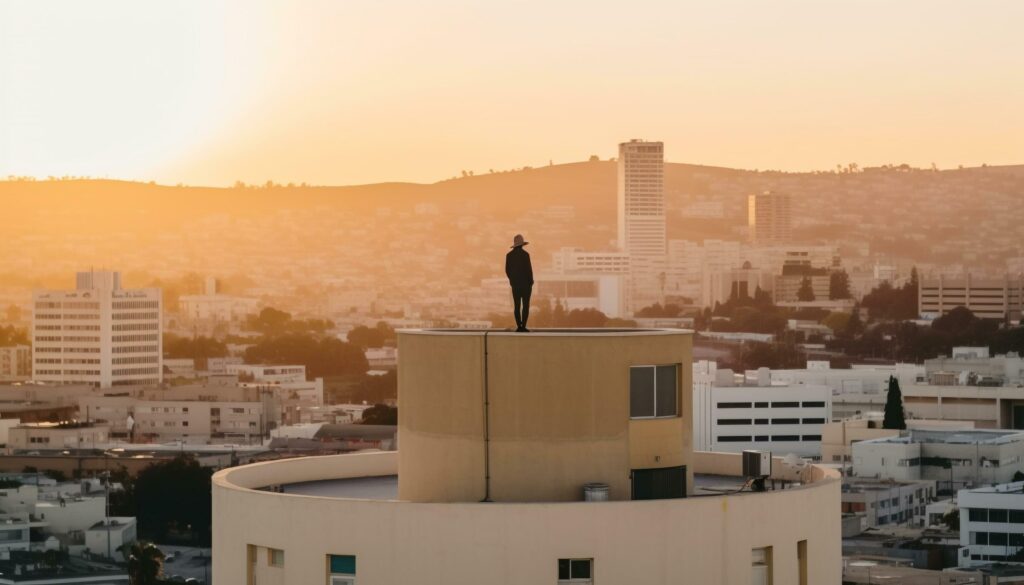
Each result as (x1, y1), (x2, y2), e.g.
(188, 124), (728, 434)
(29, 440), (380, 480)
(2, 1), (1023, 186)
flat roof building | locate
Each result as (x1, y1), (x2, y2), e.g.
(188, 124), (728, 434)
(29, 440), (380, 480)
(748, 191), (792, 245)
(32, 271), (162, 388)
(958, 481), (1024, 567)
(852, 429), (1024, 493)
(213, 329), (842, 584)
(919, 274), (1023, 321)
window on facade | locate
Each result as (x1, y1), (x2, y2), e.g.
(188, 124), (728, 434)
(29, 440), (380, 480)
(328, 554), (356, 584)
(558, 558), (593, 583)
(1010, 510), (1024, 523)
(771, 402), (799, 408)
(754, 402), (769, 408)
(751, 547), (773, 585)
(629, 365), (677, 419)
(718, 402), (752, 409)
(991, 532), (1008, 546)
(268, 548), (284, 567)
(801, 401), (826, 408)
(973, 532), (989, 545)
(717, 419), (751, 425)
(991, 509), (1009, 523)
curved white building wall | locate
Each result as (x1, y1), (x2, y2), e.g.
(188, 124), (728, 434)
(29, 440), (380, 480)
(213, 451), (841, 585)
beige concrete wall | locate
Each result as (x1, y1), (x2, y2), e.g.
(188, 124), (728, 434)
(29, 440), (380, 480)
(398, 330), (692, 502)
(213, 451), (842, 585)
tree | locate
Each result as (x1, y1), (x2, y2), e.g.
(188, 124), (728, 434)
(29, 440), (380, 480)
(883, 376), (907, 430)
(134, 456), (212, 545)
(829, 270), (851, 300)
(1013, 470), (1024, 482)
(361, 404), (397, 425)
(635, 303), (683, 318)
(119, 540), (165, 585)
(162, 334), (227, 370)
(245, 333), (368, 378)
(941, 508), (959, 531)
(797, 277), (816, 302)
(248, 307), (292, 335)
(347, 322), (395, 349)
(351, 371), (397, 404)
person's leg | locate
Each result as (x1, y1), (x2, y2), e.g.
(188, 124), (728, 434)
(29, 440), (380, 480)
(512, 289), (523, 329)
(521, 287), (532, 330)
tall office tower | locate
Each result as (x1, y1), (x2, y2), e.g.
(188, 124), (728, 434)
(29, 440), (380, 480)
(33, 271), (162, 388)
(617, 139), (666, 257)
(617, 140), (666, 311)
(747, 190), (793, 245)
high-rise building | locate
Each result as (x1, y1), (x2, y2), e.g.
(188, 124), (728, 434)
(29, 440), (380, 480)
(617, 139), (665, 258)
(32, 271), (162, 388)
(617, 140), (666, 312)
(748, 191), (793, 245)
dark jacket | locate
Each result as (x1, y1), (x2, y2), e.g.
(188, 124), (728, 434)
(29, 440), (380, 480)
(505, 246), (534, 288)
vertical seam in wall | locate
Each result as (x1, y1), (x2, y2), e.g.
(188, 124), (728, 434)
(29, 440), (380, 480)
(482, 332), (492, 502)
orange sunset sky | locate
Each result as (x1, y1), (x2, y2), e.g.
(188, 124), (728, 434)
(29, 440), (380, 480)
(1, 0), (1023, 186)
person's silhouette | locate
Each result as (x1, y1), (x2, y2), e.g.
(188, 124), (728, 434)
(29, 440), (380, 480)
(505, 234), (533, 332)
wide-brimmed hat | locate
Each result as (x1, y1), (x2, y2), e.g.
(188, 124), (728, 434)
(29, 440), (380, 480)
(511, 234), (528, 248)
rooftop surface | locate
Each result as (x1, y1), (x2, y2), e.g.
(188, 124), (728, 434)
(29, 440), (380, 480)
(276, 474), (787, 501)
(868, 429), (1024, 445)
(401, 327), (691, 337)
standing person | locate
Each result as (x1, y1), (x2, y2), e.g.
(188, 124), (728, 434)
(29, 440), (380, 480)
(505, 234), (534, 332)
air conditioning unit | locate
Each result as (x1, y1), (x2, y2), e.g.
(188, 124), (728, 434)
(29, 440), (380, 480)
(330, 576), (355, 585)
(742, 450), (772, 478)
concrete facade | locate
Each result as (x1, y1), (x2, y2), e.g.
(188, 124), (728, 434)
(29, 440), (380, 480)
(32, 271), (162, 388)
(397, 329), (692, 503)
(213, 328), (842, 585)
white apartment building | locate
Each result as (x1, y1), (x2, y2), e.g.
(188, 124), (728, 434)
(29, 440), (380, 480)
(78, 384), (282, 444)
(225, 364), (306, 383)
(958, 481), (1024, 567)
(852, 430), (1024, 491)
(833, 383), (1024, 429)
(533, 274), (625, 318)
(770, 362), (924, 400)
(842, 479), (937, 528)
(0, 346), (30, 379)
(693, 362), (831, 457)
(924, 347), (1024, 386)
(617, 139), (665, 259)
(920, 274), (1024, 321)
(179, 277), (258, 323)
(748, 191), (792, 245)
(550, 247), (629, 275)
(32, 271), (162, 388)
(618, 140), (666, 311)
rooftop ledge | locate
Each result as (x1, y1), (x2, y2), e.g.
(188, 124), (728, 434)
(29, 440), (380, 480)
(399, 327), (692, 337)
(213, 451), (839, 504)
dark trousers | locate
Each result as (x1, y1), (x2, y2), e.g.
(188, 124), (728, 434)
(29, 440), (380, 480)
(512, 285), (532, 329)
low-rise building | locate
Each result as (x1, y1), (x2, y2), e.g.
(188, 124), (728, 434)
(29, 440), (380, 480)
(841, 478), (937, 528)
(694, 362), (830, 457)
(924, 347), (1024, 387)
(7, 422), (109, 450)
(85, 517), (137, 559)
(822, 415), (976, 464)
(920, 274), (1024, 321)
(852, 429), (1024, 492)
(0, 346), (31, 379)
(958, 481), (1024, 567)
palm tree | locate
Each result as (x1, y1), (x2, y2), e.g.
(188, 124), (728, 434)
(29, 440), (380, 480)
(119, 541), (165, 585)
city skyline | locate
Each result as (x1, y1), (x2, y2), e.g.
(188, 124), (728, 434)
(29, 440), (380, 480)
(3, 1), (1024, 186)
